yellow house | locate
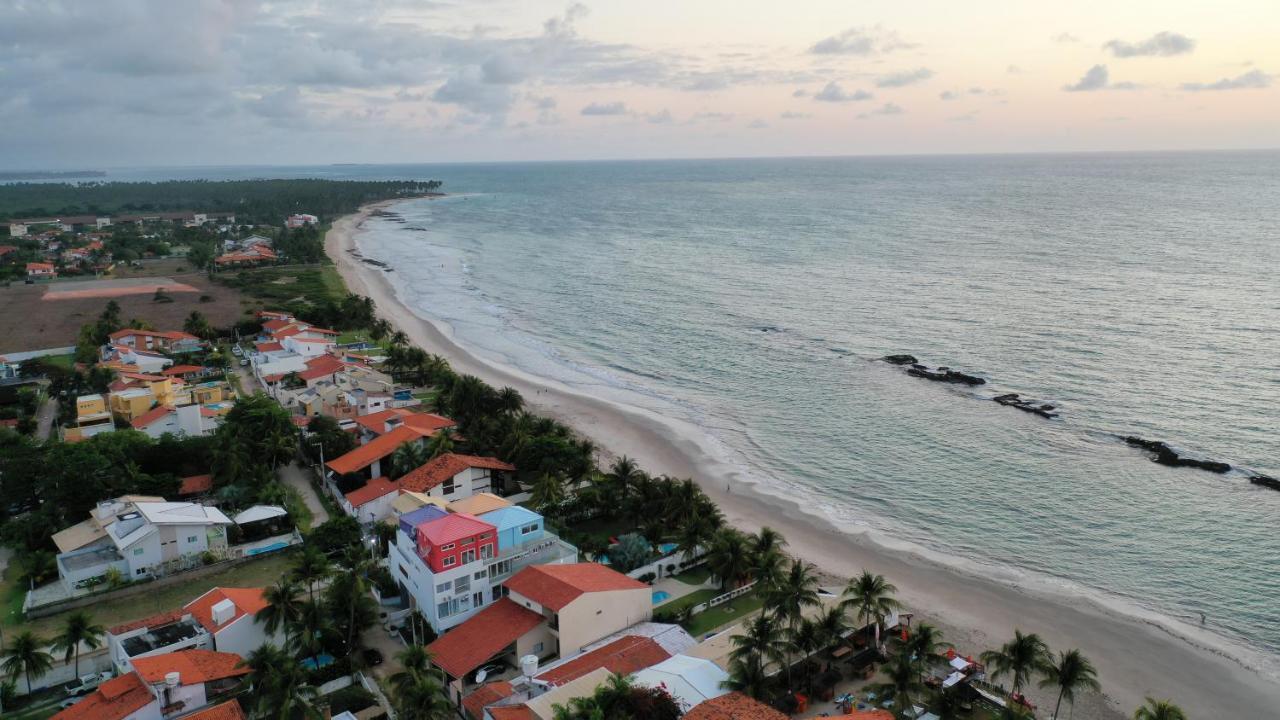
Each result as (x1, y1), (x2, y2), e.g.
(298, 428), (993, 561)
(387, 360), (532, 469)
(76, 394), (110, 424)
(109, 388), (156, 421)
(190, 382), (234, 405)
(146, 377), (176, 407)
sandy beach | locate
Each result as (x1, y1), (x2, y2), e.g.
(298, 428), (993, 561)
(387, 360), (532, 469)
(328, 201), (1280, 719)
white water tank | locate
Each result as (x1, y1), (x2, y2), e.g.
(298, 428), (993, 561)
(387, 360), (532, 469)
(211, 598), (236, 626)
(165, 671), (180, 687)
(520, 654), (539, 678)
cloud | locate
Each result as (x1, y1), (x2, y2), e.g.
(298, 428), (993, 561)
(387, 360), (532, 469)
(692, 111), (735, 122)
(645, 109), (673, 124)
(939, 90), (958, 101)
(809, 26), (913, 56)
(813, 81), (873, 102)
(1007, 65), (1022, 74)
(1063, 64), (1139, 92)
(858, 103), (904, 119)
(792, 88), (809, 98)
(1103, 32), (1195, 58)
(748, 119), (768, 129)
(531, 95), (557, 110)
(581, 101), (629, 116)
(875, 67), (933, 88)
(1052, 33), (1081, 44)
(779, 111), (811, 119)
(1179, 69), (1272, 91)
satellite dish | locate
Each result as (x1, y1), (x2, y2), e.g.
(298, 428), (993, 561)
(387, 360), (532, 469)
(475, 669), (489, 683)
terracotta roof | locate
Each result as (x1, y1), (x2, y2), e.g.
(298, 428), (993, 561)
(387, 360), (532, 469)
(27, 262), (55, 271)
(504, 564), (647, 611)
(844, 711), (895, 720)
(304, 354), (346, 374)
(261, 319), (292, 331)
(109, 329), (198, 342)
(353, 409), (456, 436)
(426, 598), (545, 678)
(683, 693), (789, 720)
(536, 636), (669, 687)
(179, 474), (213, 495)
(254, 341), (283, 353)
(488, 707), (533, 720)
(184, 587), (269, 633)
(327, 424), (426, 475)
(162, 364), (208, 376)
(132, 649), (251, 684)
(417, 512), (495, 547)
(463, 681), (515, 720)
(52, 672), (155, 720)
(183, 701), (248, 720)
(399, 453), (515, 494)
(345, 476), (400, 508)
(130, 405), (171, 429)
(109, 608), (187, 635)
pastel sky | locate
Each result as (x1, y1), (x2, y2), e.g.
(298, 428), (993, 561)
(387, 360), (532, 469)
(1, 0), (1277, 167)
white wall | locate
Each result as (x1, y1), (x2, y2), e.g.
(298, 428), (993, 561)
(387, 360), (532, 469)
(213, 615), (284, 658)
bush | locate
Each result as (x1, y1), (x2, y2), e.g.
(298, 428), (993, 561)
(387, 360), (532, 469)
(201, 550), (218, 565)
(307, 656), (352, 685)
(325, 684), (377, 715)
(638, 572), (656, 584)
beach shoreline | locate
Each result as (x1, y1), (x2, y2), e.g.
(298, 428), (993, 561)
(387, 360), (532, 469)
(327, 200), (1280, 719)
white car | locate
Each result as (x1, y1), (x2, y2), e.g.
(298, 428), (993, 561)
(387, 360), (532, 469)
(64, 671), (113, 696)
(231, 345), (244, 356)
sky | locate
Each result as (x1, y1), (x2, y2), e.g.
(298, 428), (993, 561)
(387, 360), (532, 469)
(0, 0), (1277, 167)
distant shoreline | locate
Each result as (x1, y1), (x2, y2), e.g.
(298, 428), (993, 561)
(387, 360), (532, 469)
(325, 198), (1280, 719)
(0, 170), (106, 181)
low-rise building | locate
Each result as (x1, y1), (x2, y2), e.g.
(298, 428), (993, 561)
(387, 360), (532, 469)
(286, 213), (319, 228)
(108, 329), (204, 355)
(26, 261), (57, 279)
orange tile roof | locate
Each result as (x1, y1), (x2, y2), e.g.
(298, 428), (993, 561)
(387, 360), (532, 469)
(52, 672), (155, 720)
(536, 636), (670, 687)
(261, 319), (292, 331)
(353, 409), (456, 436)
(845, 711), (895, 720)
(131, 406), (172, 429)
(327, 424), (426, 475)
(179, 474), (213, 495)
(399, 453), (515, 494)
(183, 701), (248, 720)
(426, 598), (545, 678)
(184, 587), (269, 633)
(683, 693), (789, 720)
(132, 649), (251, 684)
(255, 341), (284, 353)
(503, 563), (647, 611)
(162, 364), (208, 376)
(109, 609), (188, 635)
(27, 262), (55, 271)
(463, 681), (515, 720)
(345, 476), (400, 507)
(488, 707), (533, 720)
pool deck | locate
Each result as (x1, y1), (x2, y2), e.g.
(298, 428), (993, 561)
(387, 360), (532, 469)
(651, 573), (716, 607)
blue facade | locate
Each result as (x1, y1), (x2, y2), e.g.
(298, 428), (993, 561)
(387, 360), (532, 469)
(478, 506), (544, 551)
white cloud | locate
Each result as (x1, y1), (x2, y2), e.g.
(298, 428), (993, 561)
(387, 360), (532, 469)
(1063, 64), (1139, 92)
(809, 26), (913, 55)
(875, 67), (934, 88)
(581, 101), (629, 116)
(858, 102), (904, 118)
(813, 81), (873, 102)
(1180, 69), (1272, 91)
(1104, 32), (1195, 58)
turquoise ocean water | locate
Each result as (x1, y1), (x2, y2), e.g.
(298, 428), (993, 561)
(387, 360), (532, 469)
(96, 154), (1280, 660)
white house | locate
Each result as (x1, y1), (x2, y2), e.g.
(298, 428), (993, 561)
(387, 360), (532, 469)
(183, 587), (282, 659)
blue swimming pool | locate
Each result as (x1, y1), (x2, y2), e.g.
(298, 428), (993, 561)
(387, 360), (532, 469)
(245, 541), (290, 556)
(658, 542), (679, 556)
(300, 654), (335, 670)
(652, 590), (671, 604)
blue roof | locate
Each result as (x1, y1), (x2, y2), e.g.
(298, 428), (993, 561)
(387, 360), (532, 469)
(398, 505), (449, 540)
(478, 505), (542, 531)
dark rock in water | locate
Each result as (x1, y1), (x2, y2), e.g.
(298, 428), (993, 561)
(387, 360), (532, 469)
(906, 365), (986, 386)
(992, 393), (1059, 419)
(882, 354), (918, 365)
(1249, 474), (1280, 491)
(1123, 436), (1231, 474)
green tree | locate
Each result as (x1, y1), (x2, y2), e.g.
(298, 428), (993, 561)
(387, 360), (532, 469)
(904, 622), (950, 673)
(608, 533), (651, 573)
(980, 630), (1052, 700)
(874, 651), (927, 715)
(290, 546), (333, 603)
(842, 570), (903, 647)
(242, 643), (320, 719)
(425, 430), (454, 459)
(183, 310), (213, 339)
(393, 671), (452, 720)
(749, 526), (788, 590)
(530, 472), (567, 513)
(1040, 648), (1101, 720)
(1, 631), (54, 694)
(705, 528), (751, 593)
(258, 579), (304, 646)
(51, 611), (105, 678)
(766, 559), (821, 690)
(1132, 697), (1187, 720)
(391, 440), (430, 478)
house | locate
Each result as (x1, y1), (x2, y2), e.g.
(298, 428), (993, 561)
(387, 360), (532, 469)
(391, 505), (576, 634)
(51, 671), (160, 720)
(106, 587), (282, 672)
(55, 500), (232, 591)
(131, 649), (250, 717)
(69, 393), (115, 439)
(503, 564), (652, 658)
(631, 655), (731, 711)
(398, 453), (517, 502)
(341, 476), (401, 523)
(161, 365), (218, 382)
(102, 345), (175, 374)
(353, 408), (456, 441)
(108, 330), (204, 355)
(286, 213), (319, 228)
(26, 261), (57, 280)
(130, 404), (217, 439)
(426, 598), (551, 704)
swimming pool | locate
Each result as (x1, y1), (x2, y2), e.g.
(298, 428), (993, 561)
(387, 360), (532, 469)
(652, 590), (671, 604)
(658, 542), (679, 556)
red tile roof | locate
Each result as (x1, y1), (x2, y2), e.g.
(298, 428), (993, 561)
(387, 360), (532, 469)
(488, 707), (534, 720)
(132, 649), (251, 684)
(179, 474), (213, 495)
(109, 329), (198, 342)
(463, 681), (515, 720)
(682, 693), (789, 720)
(345, 476), (400, 508)
(353, 409), (457, 436)
(417, 512), (496, 547)
(535, 636), (670, 687)
(503, 564), (647, 611)
(254, 341), (283, 353)
(399, 453), (515, 494)
(52, 672), (155, 720)
(184, 587), (269, 633)
(130, 405), (171, 429)
(426, 598), (545, 678)
(261, 319), (292, 332)
(304, 354), (346, 374)
(108, 609), (187, 635)
(162, 364), (208, 376)
(327, 424), (426, 475)
(183, 701), (248, 720)
(27, 262), (55, 272)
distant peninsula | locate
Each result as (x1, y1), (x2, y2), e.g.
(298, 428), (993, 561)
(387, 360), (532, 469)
(0, 170), (107, 180)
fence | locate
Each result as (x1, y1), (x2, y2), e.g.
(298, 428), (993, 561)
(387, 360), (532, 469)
(690, 580), (758, 614)
(625, 546), (707, 582)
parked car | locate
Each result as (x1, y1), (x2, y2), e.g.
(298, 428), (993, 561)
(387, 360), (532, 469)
(362, 648), (384, 667)
(64, 671), (112, 696)
(240, 358), (249, 366)
(474, 662), (506, 683)
(231, 345), (243, 356)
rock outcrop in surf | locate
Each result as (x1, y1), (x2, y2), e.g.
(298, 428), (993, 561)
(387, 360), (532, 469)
(993, 393), (1059, 419)
(904, 364), (986, 386)
(1123, 437), (1232, 474)
(1248, 474), (1280, 492)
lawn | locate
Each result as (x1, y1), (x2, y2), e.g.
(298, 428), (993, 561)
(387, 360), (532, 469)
(213, 265), (347, 307)
(282, 484), (315, 533)
(4, 551), (296, 638)
(672, 566), (712, 585)
(684, 589), (765, 638)
(572, 516), (638, 546)
(655, 588), (717, 615)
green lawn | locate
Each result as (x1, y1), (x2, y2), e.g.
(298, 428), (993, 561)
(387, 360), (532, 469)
(684, 590), (765, 638)
(282, 484), (315, 533)
(672, 566), (712, 585)
(4, 551), (296, 638)
(38, 354), (74, 370)
(655, 588), (717, 615)
(572, 516), (638, 546)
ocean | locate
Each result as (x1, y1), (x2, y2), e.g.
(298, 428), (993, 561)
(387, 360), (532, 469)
(89, 154), (1280, 658)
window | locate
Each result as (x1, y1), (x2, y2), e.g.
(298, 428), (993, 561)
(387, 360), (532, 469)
(480, 544), (493, 560)
(440, 543), (455, 551)
(135, 568), (147, 576)
(520, 523), (538, 535)
(442, 480), (457, 494)
(398, 565), (409, 579)
(187, 536), (198, 543)
(437, 601), (451, 618)
(443, 556), (456, 568)
(461, 549), (476, 564)
(479, 533), (493, 540)
(474, 571), (486, 580)
(532, 642), (544, 653)
(488, 559), (512, 580)
(133, 548), (144, 556)
(436, 581), (452, 593)
(473, 591), (485, 609)
(455, 576), (471, 594)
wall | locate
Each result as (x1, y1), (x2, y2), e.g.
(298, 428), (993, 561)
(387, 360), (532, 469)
(213, 615), (283, 658)
(557, 588), (652, 657)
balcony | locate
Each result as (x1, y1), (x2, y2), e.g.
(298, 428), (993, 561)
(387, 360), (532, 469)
(487, 532), (578, 582)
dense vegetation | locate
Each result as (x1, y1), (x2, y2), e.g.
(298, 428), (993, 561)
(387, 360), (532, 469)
(0, 178), (441, 224)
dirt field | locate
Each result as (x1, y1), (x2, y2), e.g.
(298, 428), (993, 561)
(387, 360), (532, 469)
(0, 273), (254, 354)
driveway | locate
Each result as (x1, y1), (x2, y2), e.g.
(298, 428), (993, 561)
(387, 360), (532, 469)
(279, 461), (330, 525)
(35, 391), (58, 441)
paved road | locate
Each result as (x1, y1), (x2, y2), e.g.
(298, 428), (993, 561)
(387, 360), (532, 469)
(35, 390), (58, 441)
(279, 461), (330, 525)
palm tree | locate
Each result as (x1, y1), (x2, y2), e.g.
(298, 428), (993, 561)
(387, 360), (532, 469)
(814, 605), (851, 656)
(426, 430), (454, 458)
(243, 644), (319, 719)
(530, 472), (567, 513)
(497, 386), (523, 414)
(1, 631), (54, 694)
(391, 440), (430, 478)
(290, 546), (333, 602)
(722, 654), (773, 701)
(705, 528), (752, 593)
(675, 513), (717, 562)
(289, 599), (330, 670)
(258, 579), (304, 647)
(980, 630), (1051, 701)
(904, 622), (950, 673)
(790, 617), (823, 693)
(390, 645), (440, 693)
(842, 570), (902, 647)
(748, 527), (788, 589)
(1040, 649), (1101, 719)
(875, 651), (926, 714)
(730, 613), (787, 671)
(51, 612), (105, 677)
(394, 672), (452, 720)
(767, 559), (821, 689)
(605, 455), (643, 504)
(328, 547), (379, 649)
(1132, 697), (1187, 720)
